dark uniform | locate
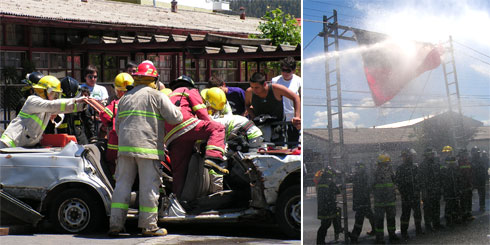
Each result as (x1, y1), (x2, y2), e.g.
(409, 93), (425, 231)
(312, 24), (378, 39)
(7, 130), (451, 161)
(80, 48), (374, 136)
(316, 168), (342, 245)
(44, 77), (95, 144)
(441, 154), (462, 225)
(471, 147), (486, 211)
(458, 149), (474, 220)
(350, 162), (375, 243)
(373, 154), (399, 243)
(419, 148), (443, 231)
(395, 149), (423, 239)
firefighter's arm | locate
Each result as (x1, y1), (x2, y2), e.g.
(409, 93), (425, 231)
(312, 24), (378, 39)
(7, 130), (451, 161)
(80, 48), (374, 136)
(23, 96), (86, 114)
(189, 90), (210, 120)
(244, 88), (255, 119)
(99, 100), (116, 126)
(157, 91), (183, 125)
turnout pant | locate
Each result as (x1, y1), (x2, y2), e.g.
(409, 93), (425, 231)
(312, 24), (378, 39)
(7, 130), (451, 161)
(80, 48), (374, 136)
(423, 195), (441, 228)
(460, 188), (473, 218)
(444, 197), (461, 225)
(351, 206), (375, 239)
(400, 196), (422, 233)
(374, 205), (396, 241)
(168, 120), (225, 199)
(476, 185), (486, 209)
(316, 217), (341, 244)
(109, 156), (162, 231)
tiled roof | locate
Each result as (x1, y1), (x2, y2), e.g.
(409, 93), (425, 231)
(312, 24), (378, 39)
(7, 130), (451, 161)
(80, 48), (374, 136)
(304, 126), (490, 145)
(0, 0), (261, 35)
(304, 127), (416, 145)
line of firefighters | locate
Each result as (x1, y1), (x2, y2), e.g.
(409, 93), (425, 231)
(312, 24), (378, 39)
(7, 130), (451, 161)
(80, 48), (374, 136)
(0, 60), (300, 237)
(315, 146), (489, 244)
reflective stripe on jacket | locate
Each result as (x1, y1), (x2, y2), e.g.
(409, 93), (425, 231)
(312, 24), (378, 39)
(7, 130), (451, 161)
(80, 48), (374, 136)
(0, 95), (85, 148)
(116, 85), (182, 160)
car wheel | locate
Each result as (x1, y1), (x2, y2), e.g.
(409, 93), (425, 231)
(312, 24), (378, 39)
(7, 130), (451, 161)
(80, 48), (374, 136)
(49, 188), (104, 233)
(276, 184), (300, 238)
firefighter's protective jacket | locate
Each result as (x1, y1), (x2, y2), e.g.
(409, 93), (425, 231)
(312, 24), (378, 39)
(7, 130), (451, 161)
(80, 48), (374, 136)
(214, 114), (262, 142)
(317, 174), (340, 219)
(116, 85), (182, 160)
(458, 157), (473, 192)
(100, 99), (119, 151)
(0, 95), (85, 148)
(419, 157), (442, 199)
(164, 87), (208, 145)
(373, 165), (396, 207)
(352, 166), (372, 211)
(395, 161), (421, 199)
(441, 156), (462, 200)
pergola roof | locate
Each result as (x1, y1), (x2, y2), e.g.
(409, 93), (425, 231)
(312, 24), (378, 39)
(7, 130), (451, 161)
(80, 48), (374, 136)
(75, 33), (301, 61)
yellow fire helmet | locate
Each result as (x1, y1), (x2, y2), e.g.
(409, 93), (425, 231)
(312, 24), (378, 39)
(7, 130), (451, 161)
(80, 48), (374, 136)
(161, 88), (172, 96)
(377, 153), (391, 163)
(442, 145), (453, 153)
(114, 72), (134, 91)
(32, 75), (62, 99)
(201, 87), (226, 111)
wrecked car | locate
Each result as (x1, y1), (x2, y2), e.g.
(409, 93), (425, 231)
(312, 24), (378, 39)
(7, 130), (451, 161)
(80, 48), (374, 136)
(0, 140), (300, 238)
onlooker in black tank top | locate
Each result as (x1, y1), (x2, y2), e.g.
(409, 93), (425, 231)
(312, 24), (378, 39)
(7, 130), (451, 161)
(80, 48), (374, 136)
(245, 72), (302, 131)
(251, 82), (284, 121)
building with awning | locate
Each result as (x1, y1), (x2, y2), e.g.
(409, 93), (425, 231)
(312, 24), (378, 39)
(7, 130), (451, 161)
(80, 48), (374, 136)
(0, 0), (300, 84)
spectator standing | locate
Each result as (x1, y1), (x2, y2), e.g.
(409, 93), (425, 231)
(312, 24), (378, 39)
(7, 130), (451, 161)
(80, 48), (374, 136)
(272, 57), (302, 145)
(208, 76), (246, 116)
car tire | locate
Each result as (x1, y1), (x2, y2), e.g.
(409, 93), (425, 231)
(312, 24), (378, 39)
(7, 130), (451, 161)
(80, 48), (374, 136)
(276, 184), (300, 239)
(49, 188), (104, 233)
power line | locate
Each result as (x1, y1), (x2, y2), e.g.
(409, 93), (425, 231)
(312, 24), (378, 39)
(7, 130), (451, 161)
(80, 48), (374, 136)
(304, 7), (364, 20)
(454, 49), (490, 66)
(310, 0), (356, 10)
(453, 40), (490, 60)
(304, 34), (319, 50)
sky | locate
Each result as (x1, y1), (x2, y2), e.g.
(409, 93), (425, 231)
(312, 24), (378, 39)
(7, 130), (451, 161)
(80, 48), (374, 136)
(302, 0), (490, 129)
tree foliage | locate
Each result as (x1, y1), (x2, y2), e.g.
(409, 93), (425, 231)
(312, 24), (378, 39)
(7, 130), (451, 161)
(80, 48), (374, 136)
(250, 8), (301, 46)
(413, 112), (478, 151)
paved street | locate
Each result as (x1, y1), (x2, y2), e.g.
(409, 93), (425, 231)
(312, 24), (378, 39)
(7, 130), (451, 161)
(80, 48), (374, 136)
(0, 222), (300, 245)
(303, 184), (490, 244)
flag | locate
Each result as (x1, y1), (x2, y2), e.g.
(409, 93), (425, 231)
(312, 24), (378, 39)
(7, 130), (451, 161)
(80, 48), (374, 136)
(353, 29), (442, 106)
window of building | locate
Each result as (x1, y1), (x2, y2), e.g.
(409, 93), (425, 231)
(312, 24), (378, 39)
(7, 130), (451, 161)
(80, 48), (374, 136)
(32, 52), (69, 78)
(5, 24), (25, 46)
(103, 55), (118, 83)
(211, 60), (237, 82)
(184, 58), (206, 82)
(31, 27), (49, 47)
(0, 51), (26, 84)
(67, 55), (82, 82)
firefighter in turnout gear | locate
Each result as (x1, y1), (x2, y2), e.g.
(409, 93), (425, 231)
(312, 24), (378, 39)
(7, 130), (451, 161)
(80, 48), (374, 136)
(349, 161), (375, 243)
(471, 146), (486, 211)
(457, 148), (474, 221)
(316, 166), (342, 245)
(109, 62), (183, 237)
(165, 75), (227, 199)
(419, 148), (444, 231)
(440, 145), (463, 226)
(395, 148), (423, 240)
(373, 153), (399, 244)
(51, 76), (95, 144)
(100, 72), (134, 175)
(0, 75), (87, 149)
